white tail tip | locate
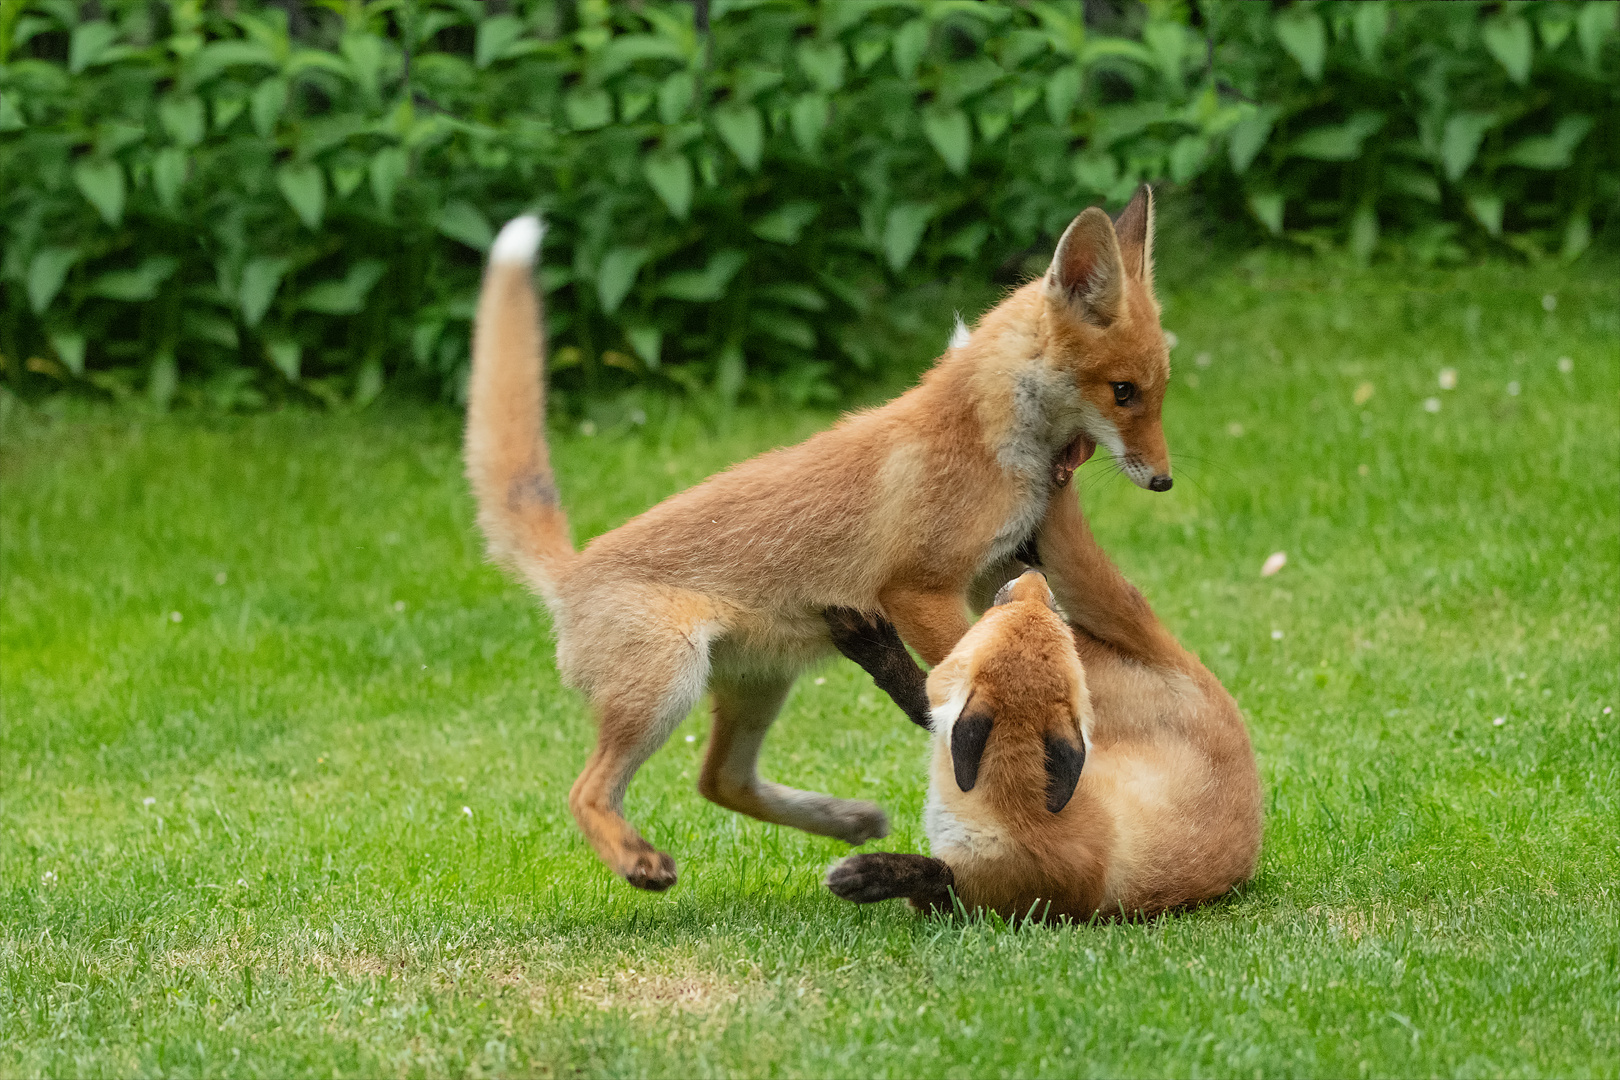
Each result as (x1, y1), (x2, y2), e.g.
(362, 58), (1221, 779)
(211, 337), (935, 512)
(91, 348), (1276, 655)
(490, 214), (544, 265)
(948, 313), (971, 350)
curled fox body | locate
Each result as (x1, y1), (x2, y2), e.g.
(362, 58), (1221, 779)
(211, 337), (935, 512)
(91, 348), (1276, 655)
(825, 494), (1262, 921)
(465, 190), (1174, 891)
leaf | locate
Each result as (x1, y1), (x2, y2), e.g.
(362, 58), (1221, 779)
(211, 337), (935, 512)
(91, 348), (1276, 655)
(714, 341), (745, 405)
(1143, 20), (1185, 83)
(892, 19), (930, 79)
(1561, 212), (1591, 261)
(796, 40), (847, 92)
(1248, 191), (1284, 235)
(276, 163), (326, 229)
(475, 15), (525, 69)
(1045, 66), (1081, 124)
(1502, 115), (1593, 169)
(48, 331), (86, 376)
(1537, 9), (1574, 52)
(369, 146), (409, 212)
(27, 248), (78, 314)
(713, 104), (764, 171)
(69, 20), (118, 74)
(1384, 166), (1441, 204)
(0, 94), (24, 133)
(181, 311), (239, 351)
(944, 221), (990, 259)
(883, 202), (936, 273)
(1577, 1), (1618, 64)
(922, 107), (971, 175)
(1168, 134), (1210, 183)
(1467, 194), (1504, 237)
(1071, 151), (1119, 194)
(1482, 13), (1533, 85)
(643, 151), (694, 220)
(750, 310), (816, 350)
(88, 256), (180, 301)
(299, 259), (386, 314)
(354, 358), (384, 407)
(1440, 112), (1497, 181)
(658, 71), (693, 124)
(159, 96), (206, 147)
(1290, 112), (1385, 161)
(251, 78), (288, 137)
(659, 249), (747, 301)
(74, 159), (126, 226)
(266, 339), (302, 381)
(189, 40), (278, 85)
(1353, 2), (1389, 62)
(564, 88), (613, 131)
(596, 247), (650, 314)
(976, 109), (1011, 143)
(790, 94), (829, 155)
(436, 201), (494, 250)
(148, 353), (178, 411)
(1227, 107), (1276, 174)
(1349, 204), (1379, 265)
(239, 257), (292, 327)
(1274, 7), (1326, 81)
(752, 201), (820, 244)
(152, 147), (188, 210)
(756, 283), (826, 311)
(625, 326), (662, 368)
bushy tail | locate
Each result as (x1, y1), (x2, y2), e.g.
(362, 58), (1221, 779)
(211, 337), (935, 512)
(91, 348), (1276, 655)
(466, 215), (575, 610)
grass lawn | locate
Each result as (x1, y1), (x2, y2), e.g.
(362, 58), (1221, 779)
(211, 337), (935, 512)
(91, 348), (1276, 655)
(3, 253), (1617, 1078)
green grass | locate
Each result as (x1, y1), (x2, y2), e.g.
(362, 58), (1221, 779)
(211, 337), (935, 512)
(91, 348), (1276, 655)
(3, 254), (1618, 1079)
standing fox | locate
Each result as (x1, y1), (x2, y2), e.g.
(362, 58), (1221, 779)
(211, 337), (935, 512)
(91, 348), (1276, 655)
(466, 187), (1174, 891)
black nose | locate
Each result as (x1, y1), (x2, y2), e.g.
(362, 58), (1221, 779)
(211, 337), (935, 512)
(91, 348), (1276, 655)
(1149, 474), (1173, 492)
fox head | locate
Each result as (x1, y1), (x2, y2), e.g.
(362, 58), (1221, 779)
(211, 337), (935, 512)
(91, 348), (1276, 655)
(1041, 186), (1173, 492)
(929, 571), (1090, 817)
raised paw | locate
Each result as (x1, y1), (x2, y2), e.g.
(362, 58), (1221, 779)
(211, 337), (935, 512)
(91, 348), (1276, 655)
(823, 608), (932, 730)
(622, 849), (678, 892)
(825, 854), (906, 904)
(827, 800), (890, 846)
(824, 606), (906, 655)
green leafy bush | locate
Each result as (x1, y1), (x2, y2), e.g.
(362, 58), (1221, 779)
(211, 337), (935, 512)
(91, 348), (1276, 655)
(1, 0), (1614, 409)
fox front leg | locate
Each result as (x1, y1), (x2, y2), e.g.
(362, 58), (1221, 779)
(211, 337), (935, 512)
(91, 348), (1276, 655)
(824, 607), (932, 730)
(825, 852), (956, 913)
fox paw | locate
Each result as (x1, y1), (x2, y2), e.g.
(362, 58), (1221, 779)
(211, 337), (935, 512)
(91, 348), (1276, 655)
(621, 849), (678, 892)
(825, 854), (903, 904)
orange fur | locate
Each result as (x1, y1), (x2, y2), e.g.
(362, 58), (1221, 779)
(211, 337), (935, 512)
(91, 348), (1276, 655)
(465, 190), (1178, 890)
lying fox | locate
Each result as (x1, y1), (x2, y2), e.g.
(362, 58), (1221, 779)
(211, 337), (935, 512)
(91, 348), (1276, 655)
(466, 188), (1174, 891)
(825, 491), (1262, 921)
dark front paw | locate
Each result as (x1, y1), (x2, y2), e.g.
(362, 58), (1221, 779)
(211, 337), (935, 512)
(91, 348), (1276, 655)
(823, 608), (932, 730)
(824, 607), (905, 657)
(825, 854), (906, 904)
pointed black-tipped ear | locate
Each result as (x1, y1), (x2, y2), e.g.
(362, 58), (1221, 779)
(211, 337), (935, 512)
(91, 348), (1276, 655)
(1046, 207), (1125, 326)
(1044, 732), (1085, 813)
(1112, 184), (1155, 287)
(951, 700), (993, 792)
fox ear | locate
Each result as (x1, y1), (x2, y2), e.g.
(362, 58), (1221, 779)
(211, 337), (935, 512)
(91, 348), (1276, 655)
(1112, 184), (1155, 288)
(1044, 731), (1085, 813)
(950, 700), (993, 792)
(1046, 207), (1125, 327)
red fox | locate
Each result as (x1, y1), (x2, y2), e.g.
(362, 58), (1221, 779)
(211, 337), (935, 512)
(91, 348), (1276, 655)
(465, 188), (1174, 891)
(824, 491), (1262, 921)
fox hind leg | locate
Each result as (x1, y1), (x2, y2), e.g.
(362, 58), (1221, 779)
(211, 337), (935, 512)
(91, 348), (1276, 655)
(699, 674), (889, 844)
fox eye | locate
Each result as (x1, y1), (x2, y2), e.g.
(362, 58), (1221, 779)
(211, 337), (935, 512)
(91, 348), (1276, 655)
(1110, 381), (1136, 406)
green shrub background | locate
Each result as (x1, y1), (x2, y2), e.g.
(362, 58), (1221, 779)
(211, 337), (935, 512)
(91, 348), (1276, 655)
(1, 0), (1615, 409)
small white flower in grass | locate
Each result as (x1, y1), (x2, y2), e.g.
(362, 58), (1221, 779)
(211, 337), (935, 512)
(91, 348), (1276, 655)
(814, 676), (826, 686)
(1557, 356), (1573, 374)
(1604, 706), (1612, 715)
(169, 611), (183, 623)
(214, 571), (227, 585)
(1438, 368), (1457, 390)
(1226, 422), (1244, 437)
(393, 600), (406, 613)
(685, 734), (696, 743)
(143, 796), (156, 807)
(1493, 717), (1506, 727)
(1353, 381), (1375, 406)
(579, 420), (597, 437)
(1260, 551), (1287, 577)
(1164, 331), (1179, 349)
(461, 806), (473, 818)
(1195, 351), (1213, 368)
(236, 878), (247, 887)
(1507, 381), (1521, 397)
(1423, 397), (1441, 413)
(1542, 294), (1557, 312)
(41, 871), (57, 887)
(1270, 629), (1284, 641)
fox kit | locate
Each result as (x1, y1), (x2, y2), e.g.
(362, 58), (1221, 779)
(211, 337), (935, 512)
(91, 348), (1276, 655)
(466, 188), (1174, 891)
(825, 491), (1262, 921)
